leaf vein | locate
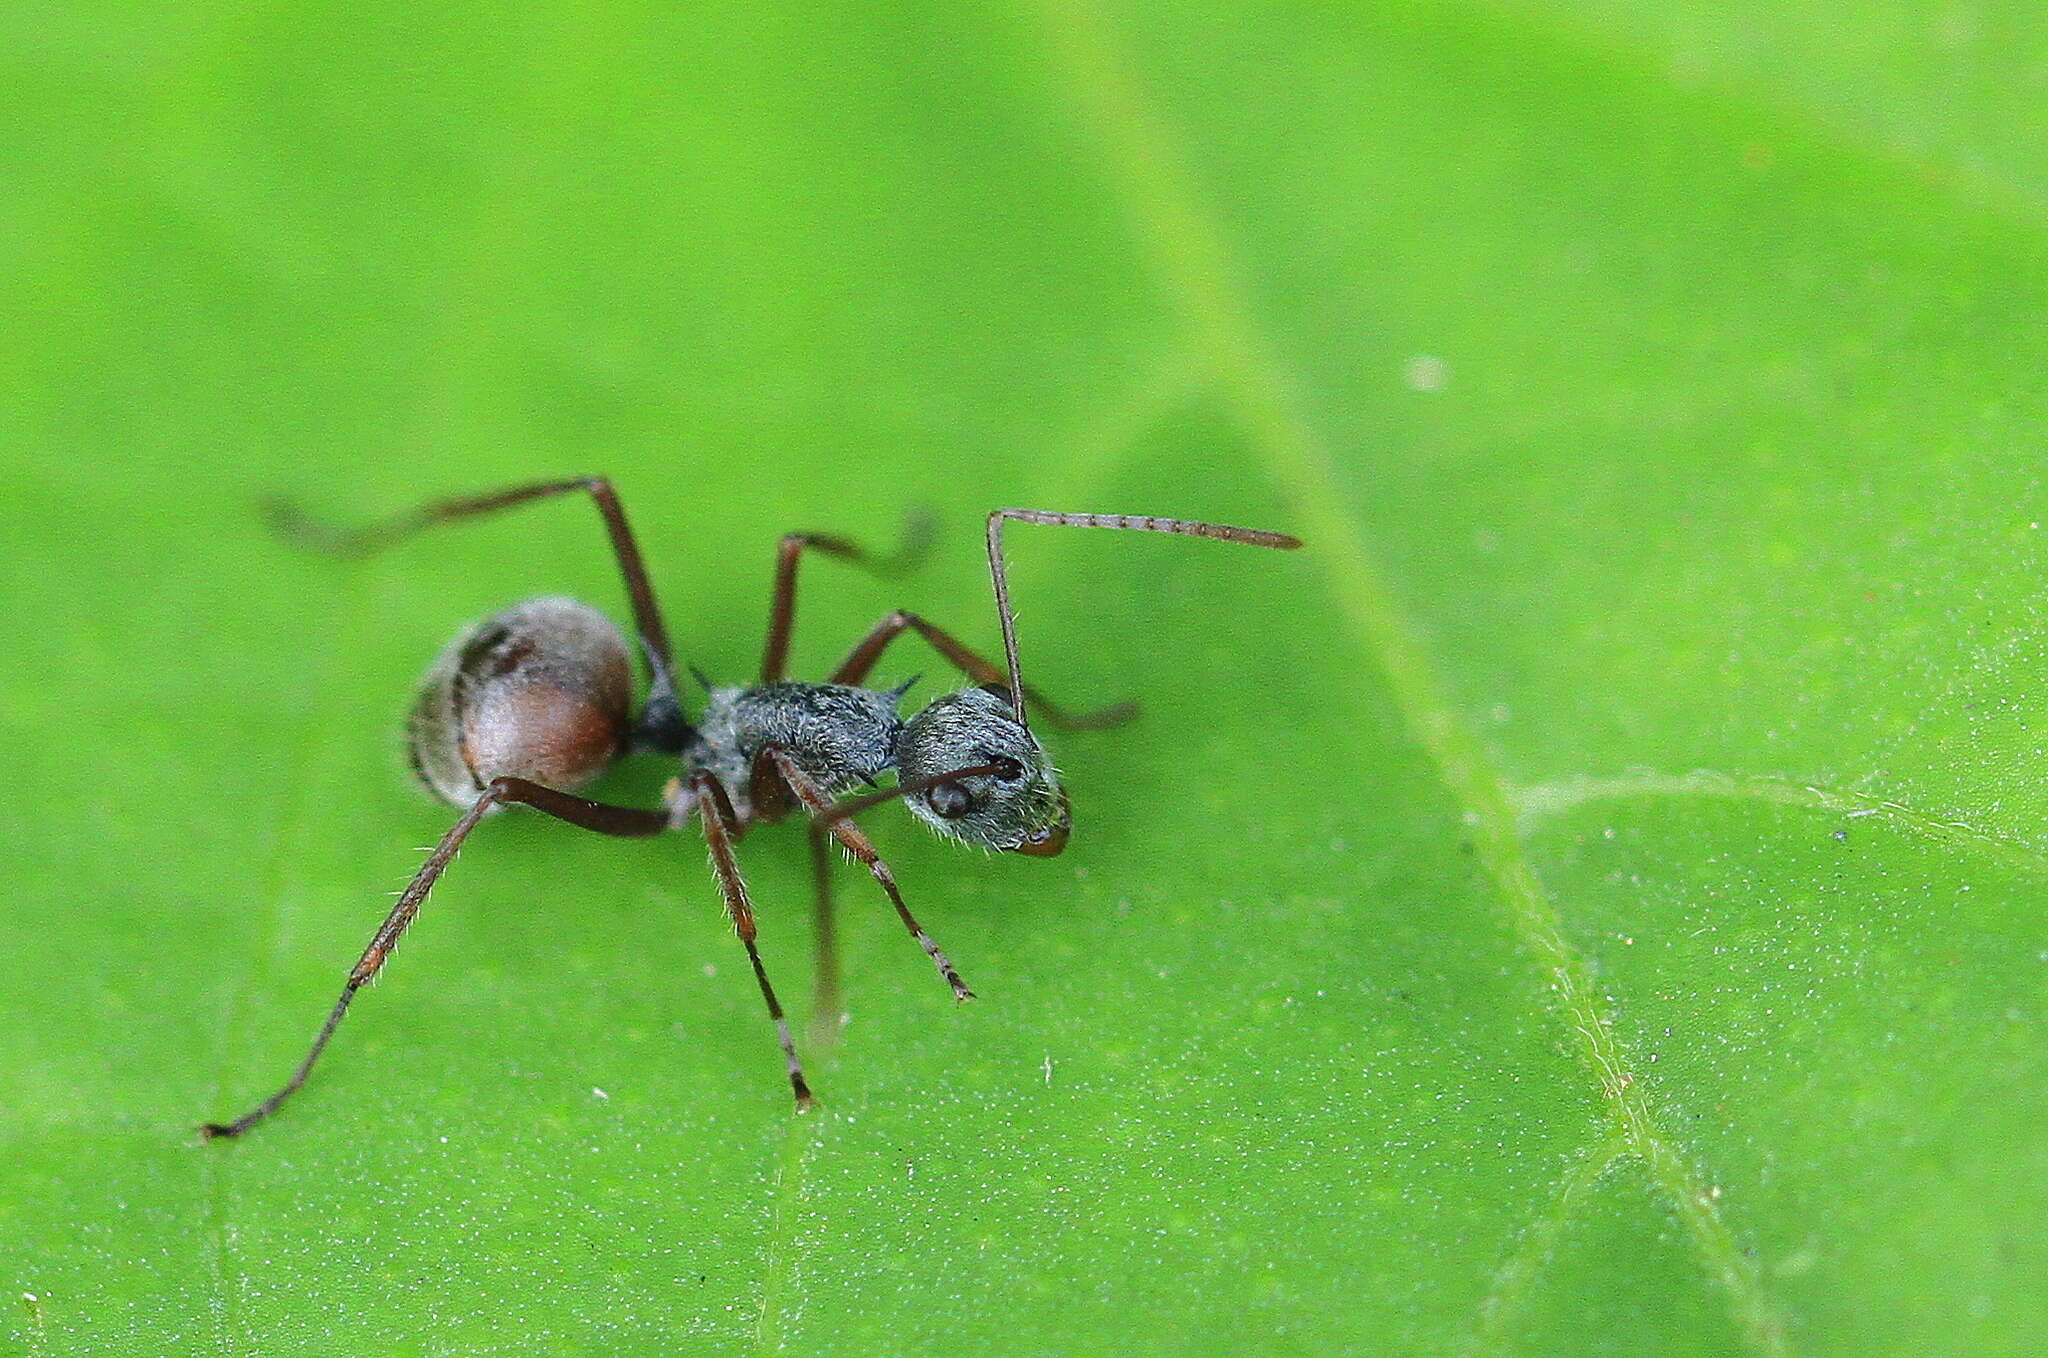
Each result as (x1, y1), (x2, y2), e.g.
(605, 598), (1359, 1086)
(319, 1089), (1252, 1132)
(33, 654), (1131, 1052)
(753, 1114), (818, 1354)
(1462, 1135), (1631, 1357)
(746, 337), (1206, 1346)
(199, 570), (386, 1356)
(1511, 769), (2048, 874)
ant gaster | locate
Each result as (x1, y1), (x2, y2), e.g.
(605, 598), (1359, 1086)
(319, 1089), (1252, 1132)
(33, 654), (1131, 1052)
(202, 478), (1300, 1137)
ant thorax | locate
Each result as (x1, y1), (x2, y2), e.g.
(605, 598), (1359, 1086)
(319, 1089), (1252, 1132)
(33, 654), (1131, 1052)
(687, 681), (907, 822)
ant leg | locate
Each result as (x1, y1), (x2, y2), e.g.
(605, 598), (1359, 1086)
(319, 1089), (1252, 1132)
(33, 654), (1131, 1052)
(983, 509), (1301, 726)
(808, 823), (843, 1046)
(829, 610), (1136, 731)
(804, 763), (1009, 1041)
(763, 747), (974, 1002)
(266, 478), (684, 729)
(689, 770), (814, 1110)
(203, 777), (667, 1140)
(759, 509), (933, 683)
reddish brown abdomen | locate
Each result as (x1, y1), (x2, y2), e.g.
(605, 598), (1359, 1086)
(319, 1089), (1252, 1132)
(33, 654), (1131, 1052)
(407, 596), (632, 805)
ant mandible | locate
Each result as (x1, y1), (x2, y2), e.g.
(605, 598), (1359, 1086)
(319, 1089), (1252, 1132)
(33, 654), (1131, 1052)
(202, 477), (1300, 1137)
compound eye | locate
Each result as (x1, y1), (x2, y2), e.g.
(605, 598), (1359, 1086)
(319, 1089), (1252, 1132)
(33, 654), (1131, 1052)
(927, 782), (975, 819)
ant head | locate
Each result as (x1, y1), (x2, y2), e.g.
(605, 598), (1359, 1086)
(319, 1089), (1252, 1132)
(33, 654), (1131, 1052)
(896, 685), (1069, 856)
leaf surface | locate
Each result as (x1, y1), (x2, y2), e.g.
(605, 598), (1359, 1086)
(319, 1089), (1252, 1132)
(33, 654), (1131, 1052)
(3, 2), (2044, 1354)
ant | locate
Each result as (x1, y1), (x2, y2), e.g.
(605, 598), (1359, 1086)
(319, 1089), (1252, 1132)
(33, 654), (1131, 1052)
(202, 477), (1300, 1137)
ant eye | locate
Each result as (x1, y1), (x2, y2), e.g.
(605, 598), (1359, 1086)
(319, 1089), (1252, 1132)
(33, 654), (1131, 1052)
(927, 782), (974, 819)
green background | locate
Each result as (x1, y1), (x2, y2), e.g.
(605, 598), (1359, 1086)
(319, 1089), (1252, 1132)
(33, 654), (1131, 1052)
(5, 1), (2046, 1354)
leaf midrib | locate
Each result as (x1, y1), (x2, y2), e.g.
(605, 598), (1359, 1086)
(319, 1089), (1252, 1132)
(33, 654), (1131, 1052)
(1027, 0), (1795, 1351)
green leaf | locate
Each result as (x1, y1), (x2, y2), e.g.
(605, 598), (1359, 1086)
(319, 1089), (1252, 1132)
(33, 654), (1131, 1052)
(5, 1), (2044, 1354)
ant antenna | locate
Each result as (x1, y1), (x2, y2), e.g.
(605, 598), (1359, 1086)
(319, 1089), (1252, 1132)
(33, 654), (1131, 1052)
(983, 509), (1302, 728)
